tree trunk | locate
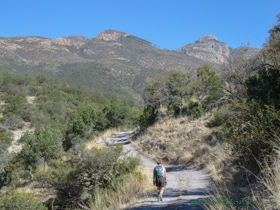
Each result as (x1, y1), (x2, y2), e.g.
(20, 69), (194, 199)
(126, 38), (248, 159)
(43, 156), (48, 172)
(179, 98), (184, 116)
(29, 169), (34, 181)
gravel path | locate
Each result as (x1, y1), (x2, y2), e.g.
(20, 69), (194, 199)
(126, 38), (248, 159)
(105, 131), (212, 210)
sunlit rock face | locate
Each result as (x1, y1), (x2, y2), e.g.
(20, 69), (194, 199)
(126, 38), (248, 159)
(176, 35), (231, 64)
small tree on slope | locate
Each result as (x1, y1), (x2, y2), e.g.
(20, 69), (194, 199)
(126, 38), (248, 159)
(20, 125), (63, 172)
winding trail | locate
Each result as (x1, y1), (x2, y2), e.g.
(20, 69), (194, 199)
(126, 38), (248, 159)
(105, 131), (212, 210)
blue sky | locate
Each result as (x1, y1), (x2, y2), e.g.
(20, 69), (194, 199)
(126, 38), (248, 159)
(1, 0), (279, 50)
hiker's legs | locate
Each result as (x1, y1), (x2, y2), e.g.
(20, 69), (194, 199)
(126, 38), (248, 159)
(160, 187), (165, 194)
(157, 187), (161, 195)
(157, 186), (164, 194)
(158, 186), (164, 201)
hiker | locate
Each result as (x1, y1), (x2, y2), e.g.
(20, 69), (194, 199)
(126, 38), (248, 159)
(153, 160), (167, 201)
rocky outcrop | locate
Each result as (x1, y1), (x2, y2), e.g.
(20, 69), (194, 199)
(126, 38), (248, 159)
(176, 35), (231, 64)
(96, 29), (129, 41)
(53, 36), (88, 48)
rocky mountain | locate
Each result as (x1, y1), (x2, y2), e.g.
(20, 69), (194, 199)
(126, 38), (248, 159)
(0, 30), (213, 102)
(0, 30), (210, 69)
(176, 35), (259, 64)
(0, 30), (258, 102)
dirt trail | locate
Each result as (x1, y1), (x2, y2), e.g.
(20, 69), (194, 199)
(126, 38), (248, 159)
(4, 97), (35, 154)
(7, 123), (32, 154)
(105, 131), (212, 210)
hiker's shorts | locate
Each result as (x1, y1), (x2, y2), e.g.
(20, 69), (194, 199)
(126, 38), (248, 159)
(155, 177), (166, 187)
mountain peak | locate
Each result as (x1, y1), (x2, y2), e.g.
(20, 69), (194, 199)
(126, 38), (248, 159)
(197, 35), (218, 43)
(176, 35), (229, 64)
(96, 29), (129, 41)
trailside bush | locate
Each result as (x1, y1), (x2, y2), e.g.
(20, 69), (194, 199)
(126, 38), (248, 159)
(138, 105), (158, 132)
(0, 190), (47, 210)
(183, 101), (206, 117)
(206, 105), (232, 128)
(38, 145), (141, 209)
(196, 103), (205, 117)
(246, 67), (280, 109)
(184, 101), (197, 115)
(223, 101), (280, 168)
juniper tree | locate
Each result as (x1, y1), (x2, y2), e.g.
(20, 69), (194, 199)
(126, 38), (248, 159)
(194, 64), (222, 105)
(20, 125), (63, 172)
(163, 71), (192, 116)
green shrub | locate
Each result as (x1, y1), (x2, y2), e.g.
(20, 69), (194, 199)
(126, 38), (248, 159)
(0, 128), (13, 151)
(115, 155), (141, 175)
(20, 126), (63, 171)
(138, 105), (158, 131)
(72, 117), (88, 136)
(38, 145), (141, 209)
(184, 101), (197, 115)
(9, 126), (17, 131)
(196, 103), (205, 117)
(223, 101), (280, 168)
(246, 67), (280, 109)
(0, 117), (5, 124)
(207, 115), (224, 127)
(1, 154), (24, 187)
(206, 106), (231, 128)
(0, 189), (47, 210)
(21, 110), (31, 122)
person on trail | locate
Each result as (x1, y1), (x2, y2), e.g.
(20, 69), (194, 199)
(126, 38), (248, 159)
(153, 160), (167, 201)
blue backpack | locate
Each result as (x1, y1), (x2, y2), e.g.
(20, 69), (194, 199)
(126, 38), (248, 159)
(155, 165), (164, 177)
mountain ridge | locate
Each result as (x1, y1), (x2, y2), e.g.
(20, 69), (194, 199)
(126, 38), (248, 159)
(0, 30), (258, 102)
(176, 35), (259, 64)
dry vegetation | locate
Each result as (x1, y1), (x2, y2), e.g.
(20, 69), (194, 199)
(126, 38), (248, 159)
(133, 109), (280, 209)
(1, 126), (153, 210)
(89, 168), (154, 210)
(132, 111), (234, 181)
(85, 128), (155, 210)
(84, 127), (123, 150)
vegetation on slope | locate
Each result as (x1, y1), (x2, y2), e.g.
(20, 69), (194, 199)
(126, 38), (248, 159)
(134, 13), (280, 209)
(0, 30), (214, 102)
(0, 71), (146, 209)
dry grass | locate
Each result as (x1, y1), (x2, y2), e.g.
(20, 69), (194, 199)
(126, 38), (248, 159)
(132, 113), (233, 176)
(89, 168), (154, 210)
(205, 143), (280, 210)
(248, 150), (280, 209)
(133, 110), (280, 209)
(205, 159), (280, 210)
(132, 112), (248, 207)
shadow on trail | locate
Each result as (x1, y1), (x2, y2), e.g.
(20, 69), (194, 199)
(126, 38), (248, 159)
(128, 204), (205, 210)
(114, 139), (131, 145)
(128, 195), (209, 210)
(128, 186), (211, 210)
(165, 166), (186, 173)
